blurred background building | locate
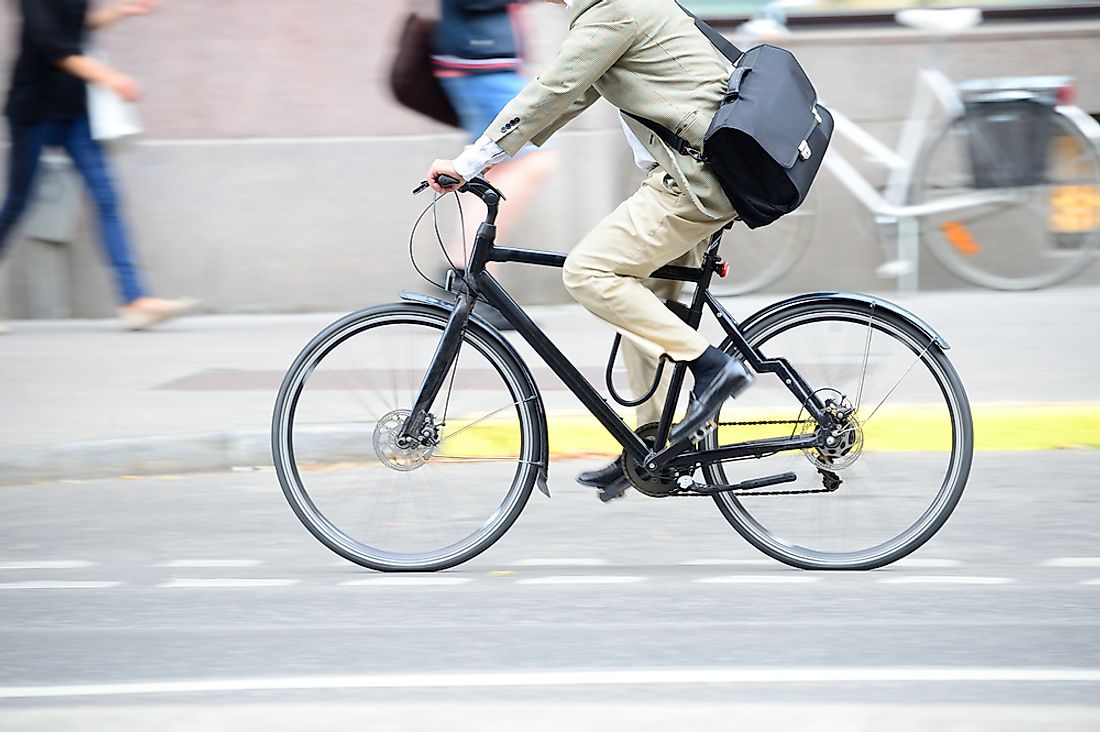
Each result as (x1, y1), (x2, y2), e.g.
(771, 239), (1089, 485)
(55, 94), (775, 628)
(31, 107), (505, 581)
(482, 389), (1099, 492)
(0, 0), (1098, 318)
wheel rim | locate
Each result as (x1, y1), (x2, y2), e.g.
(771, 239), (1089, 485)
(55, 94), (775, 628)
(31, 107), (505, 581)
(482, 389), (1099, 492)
(915, 112), (1100, 290)
(707, 307), (971, 568)
(274, 310), (537, 570)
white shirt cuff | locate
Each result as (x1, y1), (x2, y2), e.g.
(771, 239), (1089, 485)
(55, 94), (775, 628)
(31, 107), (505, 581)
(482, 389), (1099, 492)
(453, 136), (511, 180)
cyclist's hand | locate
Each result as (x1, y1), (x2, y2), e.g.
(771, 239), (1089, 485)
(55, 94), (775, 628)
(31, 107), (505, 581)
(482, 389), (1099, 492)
(428, 160), (465, 194)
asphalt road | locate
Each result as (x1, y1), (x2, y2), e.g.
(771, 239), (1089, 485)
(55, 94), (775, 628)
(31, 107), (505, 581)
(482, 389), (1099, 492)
(1, 451), (1099, 730)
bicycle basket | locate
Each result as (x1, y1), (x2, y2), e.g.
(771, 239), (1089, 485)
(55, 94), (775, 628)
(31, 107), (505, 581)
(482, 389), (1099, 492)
(963, 97), (1053, 189)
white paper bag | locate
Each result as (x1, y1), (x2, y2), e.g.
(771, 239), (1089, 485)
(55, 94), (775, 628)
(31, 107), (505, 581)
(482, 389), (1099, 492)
(87, 82), (143, 141)
(85, 43), (143, 141)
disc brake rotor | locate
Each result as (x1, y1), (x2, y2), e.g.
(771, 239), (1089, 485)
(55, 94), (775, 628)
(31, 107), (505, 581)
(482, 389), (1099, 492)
(373, 409), (436, 472)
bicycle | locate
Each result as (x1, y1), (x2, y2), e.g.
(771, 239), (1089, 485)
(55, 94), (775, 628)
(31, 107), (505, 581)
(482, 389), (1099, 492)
(272, 173), (975, 572)
(712, 7), (1100, 295)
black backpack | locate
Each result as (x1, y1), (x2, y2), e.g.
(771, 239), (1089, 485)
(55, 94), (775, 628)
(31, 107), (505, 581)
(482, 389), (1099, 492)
(628, 9), (833, 230)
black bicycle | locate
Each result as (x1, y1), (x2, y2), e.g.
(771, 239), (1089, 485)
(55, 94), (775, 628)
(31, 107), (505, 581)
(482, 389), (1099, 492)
(272, 176), (974, 572)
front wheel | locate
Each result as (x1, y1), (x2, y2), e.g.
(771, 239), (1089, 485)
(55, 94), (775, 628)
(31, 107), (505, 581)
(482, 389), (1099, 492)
(703, 300), (973, 570)
(272, 303), (542, 571)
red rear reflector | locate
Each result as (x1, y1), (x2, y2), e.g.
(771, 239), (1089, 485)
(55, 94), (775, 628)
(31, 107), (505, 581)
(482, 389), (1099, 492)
(1057, 82), (1076, 105)
(718, 262), (730, 278)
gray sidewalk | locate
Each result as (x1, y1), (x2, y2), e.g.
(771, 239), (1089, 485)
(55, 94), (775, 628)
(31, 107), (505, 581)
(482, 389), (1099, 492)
(1, 287), (1098, 485)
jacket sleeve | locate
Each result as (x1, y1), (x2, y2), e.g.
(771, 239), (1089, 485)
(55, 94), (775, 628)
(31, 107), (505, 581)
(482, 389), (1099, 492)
(485, 4), (635, 156)
(20, 0), (82, 62)
(530, 86), (601, 147)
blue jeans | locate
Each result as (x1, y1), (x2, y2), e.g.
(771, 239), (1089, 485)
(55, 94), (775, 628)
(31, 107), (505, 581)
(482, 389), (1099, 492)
(0, 115), (147, 303)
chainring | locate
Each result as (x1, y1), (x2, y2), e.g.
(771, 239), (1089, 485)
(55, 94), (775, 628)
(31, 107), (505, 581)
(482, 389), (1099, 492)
(622, 423), (681, 497)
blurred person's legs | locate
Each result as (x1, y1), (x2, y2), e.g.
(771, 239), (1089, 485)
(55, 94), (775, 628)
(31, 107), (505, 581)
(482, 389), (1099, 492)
(0, 122), (51, 259)
(441, 72), (559, 329)
(60, 116), (197, 330)
(0, 122), (52, 334)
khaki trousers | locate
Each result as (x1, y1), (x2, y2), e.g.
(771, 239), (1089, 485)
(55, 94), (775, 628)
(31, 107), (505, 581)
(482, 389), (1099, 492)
(563, 170), (737, 426)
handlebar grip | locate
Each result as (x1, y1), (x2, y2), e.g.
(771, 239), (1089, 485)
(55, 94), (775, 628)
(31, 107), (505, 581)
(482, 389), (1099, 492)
(437, 174), (461, 188)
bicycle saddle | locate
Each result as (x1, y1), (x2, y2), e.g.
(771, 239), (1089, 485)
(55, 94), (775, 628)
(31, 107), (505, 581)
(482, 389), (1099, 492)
(895, 8), (981, 36)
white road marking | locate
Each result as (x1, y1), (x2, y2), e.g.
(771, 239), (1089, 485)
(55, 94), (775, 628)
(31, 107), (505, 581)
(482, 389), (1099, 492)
(0, 561), (95, 570)
(158, 560), (263, 568)
(695, 575), (821, 584)
(1079, 579), (1100, 586)
(158, 579), (297, 589)
(510, 559), (610, 567)
(878, 576), (1014, 585)
(680, 559), (774, 566)
(3, 667), (1099, 699)
(1043, 558), (1100, 567)
(892, 559), (962, 568)
(515, 576), (644, 585)
(0, 581), (120, 590)
(341, 577), (473, 587)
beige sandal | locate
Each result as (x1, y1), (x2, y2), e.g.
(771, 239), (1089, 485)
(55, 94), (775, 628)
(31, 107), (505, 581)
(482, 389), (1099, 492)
(118, 298), (200, 331)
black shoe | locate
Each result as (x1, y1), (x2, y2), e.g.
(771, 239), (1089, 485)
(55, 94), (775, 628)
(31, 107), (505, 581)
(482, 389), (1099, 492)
(576, 458), (630, 502)
(669, 358), (754, 446)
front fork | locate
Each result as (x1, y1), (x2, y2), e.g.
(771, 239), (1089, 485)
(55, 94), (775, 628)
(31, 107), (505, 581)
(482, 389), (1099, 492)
(398, 291), (472, 445)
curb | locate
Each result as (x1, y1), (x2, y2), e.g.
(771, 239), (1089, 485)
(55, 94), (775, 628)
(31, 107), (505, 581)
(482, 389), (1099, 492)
(2, 403), (1098, 486)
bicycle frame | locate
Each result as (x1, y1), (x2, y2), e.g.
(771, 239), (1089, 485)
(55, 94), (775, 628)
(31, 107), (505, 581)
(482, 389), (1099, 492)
(402, 181), (831, 474)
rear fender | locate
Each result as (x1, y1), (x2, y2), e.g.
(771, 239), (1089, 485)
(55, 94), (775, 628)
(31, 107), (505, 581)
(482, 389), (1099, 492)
(739, 291), (950, 349)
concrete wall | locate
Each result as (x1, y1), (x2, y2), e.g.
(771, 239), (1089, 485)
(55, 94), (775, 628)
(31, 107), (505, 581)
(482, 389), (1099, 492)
(1, 4), (1098, 318)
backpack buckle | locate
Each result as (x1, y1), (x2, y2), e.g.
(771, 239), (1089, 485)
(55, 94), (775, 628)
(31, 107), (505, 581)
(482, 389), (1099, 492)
(798, 140), (812, 160)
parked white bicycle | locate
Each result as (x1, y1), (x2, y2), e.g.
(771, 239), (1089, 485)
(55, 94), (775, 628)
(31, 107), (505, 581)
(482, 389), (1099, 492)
(714, 7), (1100, 294)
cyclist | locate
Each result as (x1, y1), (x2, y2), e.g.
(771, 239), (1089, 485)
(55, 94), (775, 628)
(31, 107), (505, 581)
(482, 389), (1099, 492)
(426, 0), (753, 494)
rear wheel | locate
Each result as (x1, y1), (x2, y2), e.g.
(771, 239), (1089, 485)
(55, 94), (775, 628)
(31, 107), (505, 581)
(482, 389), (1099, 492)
(912, 108), (1100, 289)
(702, 300), (973, 570)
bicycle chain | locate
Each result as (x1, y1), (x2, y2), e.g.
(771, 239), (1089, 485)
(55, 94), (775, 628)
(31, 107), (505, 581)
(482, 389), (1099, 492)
(704, 418), (842, 496)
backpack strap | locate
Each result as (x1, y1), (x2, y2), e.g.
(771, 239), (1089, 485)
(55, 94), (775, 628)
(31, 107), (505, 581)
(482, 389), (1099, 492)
(624, 4), (742, 163)
(676, 2), (743, 62)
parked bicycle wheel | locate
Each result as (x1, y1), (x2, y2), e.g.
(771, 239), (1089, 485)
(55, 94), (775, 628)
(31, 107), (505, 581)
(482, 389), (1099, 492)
(703, 299), (973, 569)
(912, 106), (1100, 289)
(272, 303), (541, 571)
(710, 187), (817, 296)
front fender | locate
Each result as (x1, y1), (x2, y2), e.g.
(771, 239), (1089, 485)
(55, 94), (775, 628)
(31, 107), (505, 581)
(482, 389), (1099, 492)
(739, 291), (950, 349)
(399, 290), (552, 497)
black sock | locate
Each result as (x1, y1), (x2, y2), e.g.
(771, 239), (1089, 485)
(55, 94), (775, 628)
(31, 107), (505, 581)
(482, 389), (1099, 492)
(687, 345), (729, 398)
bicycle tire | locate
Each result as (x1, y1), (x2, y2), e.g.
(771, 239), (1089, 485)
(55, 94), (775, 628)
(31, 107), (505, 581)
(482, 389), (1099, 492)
(709, 186), (818, 296)
(911, 107), (1100, 290)
(272, 303), (541, 572)
(703, 298), (973, 570)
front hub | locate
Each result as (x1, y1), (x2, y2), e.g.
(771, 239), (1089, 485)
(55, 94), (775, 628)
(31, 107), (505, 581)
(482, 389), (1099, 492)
(374, 409), (436, 472)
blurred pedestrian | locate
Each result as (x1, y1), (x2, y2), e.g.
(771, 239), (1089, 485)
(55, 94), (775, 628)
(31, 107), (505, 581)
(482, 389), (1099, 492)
(0, 0), (197, 332)
(432, 0), (559, 327)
